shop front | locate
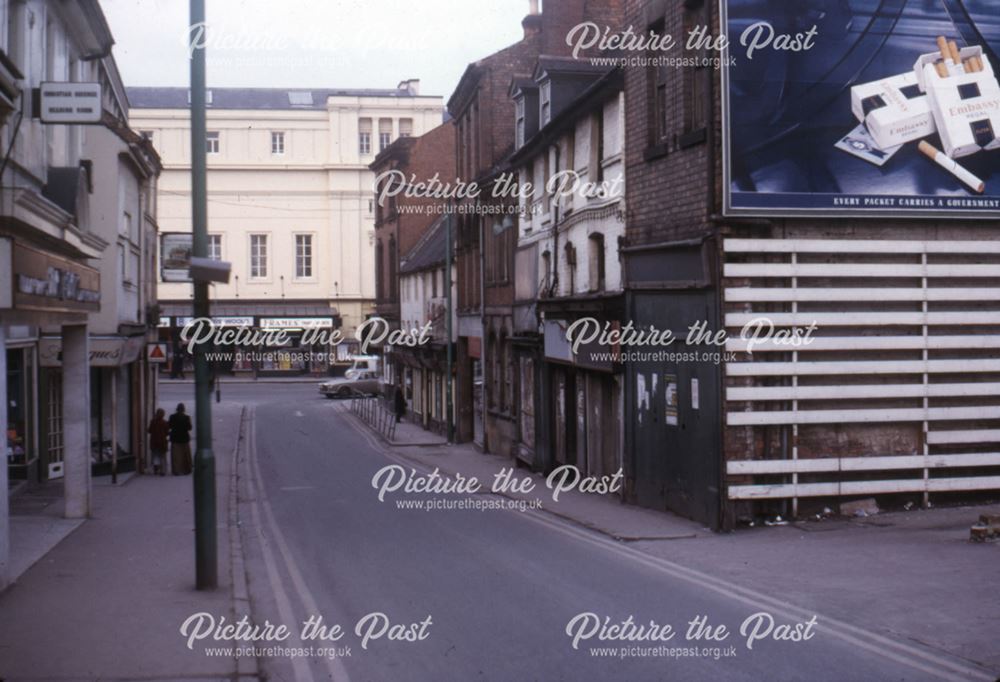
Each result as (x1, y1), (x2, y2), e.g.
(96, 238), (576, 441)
(540, 315), (623, 482)
(159, 302), (346, 377)
(38, 334), (145, 478)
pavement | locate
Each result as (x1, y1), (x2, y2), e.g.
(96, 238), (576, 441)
(0, 402), (252, 681)
(0, 381), (996, 681)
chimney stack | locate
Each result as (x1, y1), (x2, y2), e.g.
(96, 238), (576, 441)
(397, 79), (420, 95)
(523, 0), (542, 38)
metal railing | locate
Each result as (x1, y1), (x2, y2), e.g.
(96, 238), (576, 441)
(350, 396), (397, 441)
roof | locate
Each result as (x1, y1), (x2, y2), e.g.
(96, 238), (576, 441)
(532, 56), (613, 80)
(126, 86), (432, 110)
(400, 215), (449, 274)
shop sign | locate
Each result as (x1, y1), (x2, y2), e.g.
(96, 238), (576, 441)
(7, 242), (100, 313)
(39, 335), (145, 367)
(38, 82), (102, 124)
(259, 317), (334, 330)
(176, 316), (253, 328)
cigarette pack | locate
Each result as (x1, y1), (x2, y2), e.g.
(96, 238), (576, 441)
(916, 47), (1000, 158)
(850, 72), (936, 150)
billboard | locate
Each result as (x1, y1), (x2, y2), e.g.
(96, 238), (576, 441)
(721, 0), (1000, 218)
(160, 232), (192, 283)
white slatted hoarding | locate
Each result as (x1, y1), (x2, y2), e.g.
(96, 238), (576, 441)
(723, 238), (1000, 507)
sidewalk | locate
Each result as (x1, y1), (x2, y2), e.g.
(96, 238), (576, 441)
(346, 406), (709, 541)
(0, 403), (253, 681)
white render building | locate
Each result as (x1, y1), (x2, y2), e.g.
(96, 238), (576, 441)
(127, 83), (444, 375)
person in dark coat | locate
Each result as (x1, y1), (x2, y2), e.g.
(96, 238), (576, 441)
(147, 408), (169, 475)
(168, 403), (193, 475)
(393, 384), (406, 423)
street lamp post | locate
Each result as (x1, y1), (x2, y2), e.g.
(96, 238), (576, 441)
(189, 0), (217, 590)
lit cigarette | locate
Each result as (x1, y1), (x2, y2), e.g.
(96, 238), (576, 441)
(935, 61), (949, 78)
(937, 36), (950, 62)
(948, 40), (962, 64)
(918, 141), (985, 193)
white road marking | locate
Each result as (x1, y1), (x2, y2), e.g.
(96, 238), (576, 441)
(337, 406), (994, 682)
(247, 406), (353, 682)
(242, 409), (317, 682)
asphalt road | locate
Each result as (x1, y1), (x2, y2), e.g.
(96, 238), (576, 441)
(159, 382), (984, 682)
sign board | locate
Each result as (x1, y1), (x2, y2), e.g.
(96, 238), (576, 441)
(147, 343), (168, 364)
(259, 317), (334, 330)
(721, 1), (1000, 218)
(39, 82), (102, 124)
(160, 233), (192, 283)
(39, 335), (145, 368)
(176, 316), (253, 328)
(7, 242), (100, 313)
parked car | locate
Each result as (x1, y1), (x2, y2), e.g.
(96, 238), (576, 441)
(319, 371), (381, 399)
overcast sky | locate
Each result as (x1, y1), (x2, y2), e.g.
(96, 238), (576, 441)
(101, 0), (528, 99)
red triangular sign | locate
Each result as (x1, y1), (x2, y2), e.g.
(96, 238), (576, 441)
(149, 344), (165, 359)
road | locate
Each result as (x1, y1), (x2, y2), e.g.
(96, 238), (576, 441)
(160, 382), (990, 682)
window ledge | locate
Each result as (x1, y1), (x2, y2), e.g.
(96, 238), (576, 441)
(678, 128), (707, 149)
(643, 142), (669, 162)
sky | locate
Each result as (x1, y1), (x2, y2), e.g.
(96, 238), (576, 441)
(101, 0), (529, 100)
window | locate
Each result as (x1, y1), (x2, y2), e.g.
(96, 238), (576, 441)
(250, 234), (268, 279)
(206, 131), (220, 154)
(683, 1), (710, 136)
(399, 118), (413, 137)
(379, 119), (392, 151)
(359, 118), (372, 155)
(648, 17), (669, 147)
(121, 211), (131, 236)
(565, 242), (577, 294)
(540, 82), (551, 125)
(541, 250), (552, 296)
(590, 109), (605, 182)
(295, 234), (313, 278)
(588, 233), (605, 292)
(208, 234), (222, 261)
(271, 131), (285, 155)
(515, 98), (525, 148)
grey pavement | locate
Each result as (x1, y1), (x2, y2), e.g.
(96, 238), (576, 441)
(0, 401), (250, 681)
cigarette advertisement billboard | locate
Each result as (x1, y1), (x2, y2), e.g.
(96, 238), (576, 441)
(721, 0), (1000, 218)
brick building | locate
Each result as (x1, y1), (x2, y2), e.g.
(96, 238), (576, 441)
(622, 0), (1000, 529)
(447, 0), (624, 451)
(370, 121), (455, 387)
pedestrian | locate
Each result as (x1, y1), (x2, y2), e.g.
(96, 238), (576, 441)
(168, 403), (193, 475)
(393, 384), (406, 424)
(147, 408), (169, 476)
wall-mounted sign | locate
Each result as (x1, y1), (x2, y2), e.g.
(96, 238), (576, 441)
(147, 343), (168, 364)
(39, 335), (145, 368)
(721, 1), (1000, 218)
(38, 82), (102, 124)
(259, 317), (334, 330)
(175, 316), (253, 328)
(161, 233), (192, 283)
(3, 242), (100, 313)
